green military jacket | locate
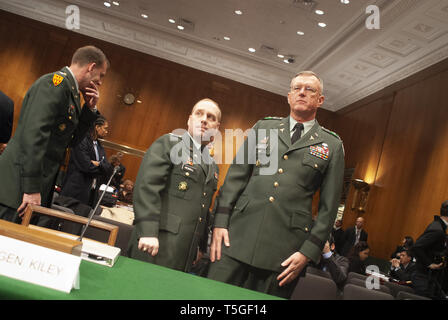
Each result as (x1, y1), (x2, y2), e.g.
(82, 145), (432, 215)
(129, 132), (219, 272)
(0, 67), (97, 210)
(214, 117), (345, 272)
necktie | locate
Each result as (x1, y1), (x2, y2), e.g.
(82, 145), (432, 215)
(291, 122), (304, 144)
(93, 141), (100, 161)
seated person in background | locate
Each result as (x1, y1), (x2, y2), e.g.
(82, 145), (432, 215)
(108, 152), (126, 190)
(348, 241), (370, 275)
(118, 179), (134, 204)
(390, 236), (414, 259)
(389, 249), (416, 284)
(313, 235), (349, 289)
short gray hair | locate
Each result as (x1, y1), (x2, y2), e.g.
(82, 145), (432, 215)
(290, 71), (323, 94)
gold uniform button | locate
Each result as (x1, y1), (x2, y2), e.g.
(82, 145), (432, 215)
(199, 217), (203, 222)
(283, 155), (288, 160)
(305, 227), (309, 232)
(202, 204), (205, 208)
(203, 192), (207, 196)
(314, 164), (318, 168)
(269, 196), (275, 202)
(278, 168), (283, 174)
(186, 172), (190, 176)
(68, 116), (72, 120)
(274, 182), (279, 187)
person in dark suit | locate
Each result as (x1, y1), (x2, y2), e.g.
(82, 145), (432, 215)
(313, 235), (349, 290)
(411, 200), (448, 299)
(128, 98), (221, 273)
(341, 217), (368, 257)
(0, 90), (14, 155)
(60, 116), (112, 207)
(347, 241), (370, 275)
(389, 249), (416, 283)
(390, 236), (414, 259)
(0, 45), (109, 223)
(207, 71), (345, 298)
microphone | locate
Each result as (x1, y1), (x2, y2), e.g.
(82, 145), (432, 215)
(78, 165), (120, 242)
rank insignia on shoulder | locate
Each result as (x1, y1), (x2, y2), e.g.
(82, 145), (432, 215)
(322, 127), (341, 140)
(178, 181), (188, 191)
(263, 116), (283, 120)
(310, 145), (329, 160)
(52, 74), (64, 87)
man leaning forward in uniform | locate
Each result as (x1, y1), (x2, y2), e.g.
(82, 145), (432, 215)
(128, 99), (221, 273)
(207, 71), (345, 298)
(0, 45), (109, 224)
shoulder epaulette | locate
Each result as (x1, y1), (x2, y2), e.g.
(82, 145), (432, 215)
(168, 133), (182, 139)
(263, 116), (283, 120)
(322, 127), (341, 140)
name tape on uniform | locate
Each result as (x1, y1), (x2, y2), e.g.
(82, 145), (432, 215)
(0, 235), (81, 293)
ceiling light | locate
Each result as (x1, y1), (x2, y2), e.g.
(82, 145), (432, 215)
(340, 0), (350, 4)
(234, 10), (243, 15)
(223, 36), (230, 41)
(169, 18), (176, 24)
(318, 22), (327, 27)
(103, 2), (111, 7)
(248, 48), (256, 53)
(177, 25), (185, 30)
(297, 31), (305, 35)
(141, 14), (148, 19)
(112, 1), (119, 5)
(315, 10), (324, 15)
(277, 54), (285, 58)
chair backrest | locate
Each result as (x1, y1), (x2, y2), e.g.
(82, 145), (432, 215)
(343, 284), (394, 300)
(83, 215), (134, 256)
(306, 267), (332, 279)
(346, 277), (391, 295)
(347, 271), (368, 281)
(396, 290), (431, 300)
(383, 281), (415, 297)
(290, 273), (340, 300)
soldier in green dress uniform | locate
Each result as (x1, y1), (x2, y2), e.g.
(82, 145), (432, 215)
(128, 99), (221, 273)
(0, 45), (109, 223)
(207, 71), (345, 298)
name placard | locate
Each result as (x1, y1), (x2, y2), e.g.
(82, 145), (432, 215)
(0, 235), (81, 293)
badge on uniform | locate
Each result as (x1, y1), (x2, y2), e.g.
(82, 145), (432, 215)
(68, 105), (75, 116)
(52, 74), (64, 87)
(182, 163), (196, 173)
(178, 181), (188, 191)
(310, 144), (329, 160)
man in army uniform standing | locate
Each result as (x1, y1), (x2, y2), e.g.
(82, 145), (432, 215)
(129, 98), (221, 273)
(0, 45), (109, 223)
(207, 71), (345, 298)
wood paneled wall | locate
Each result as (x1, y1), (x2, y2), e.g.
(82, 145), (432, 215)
(7, 10), (448, 261)
(0, 10), (333, 189)
(331, 59), (448, 260)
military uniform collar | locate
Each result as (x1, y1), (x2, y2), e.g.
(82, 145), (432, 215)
(64, 66), (79, 92)
(187, 132), (202, 151)
(289, 116), (315, 137)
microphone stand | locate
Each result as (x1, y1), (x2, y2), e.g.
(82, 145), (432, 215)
(78, 166), (119, 242)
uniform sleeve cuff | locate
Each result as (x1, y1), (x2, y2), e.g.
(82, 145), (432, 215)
(213, 213), (230, 229)
(135, 220), (159, 238)
(299, 239), (322, 264)
(22, 176), (41, 194)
